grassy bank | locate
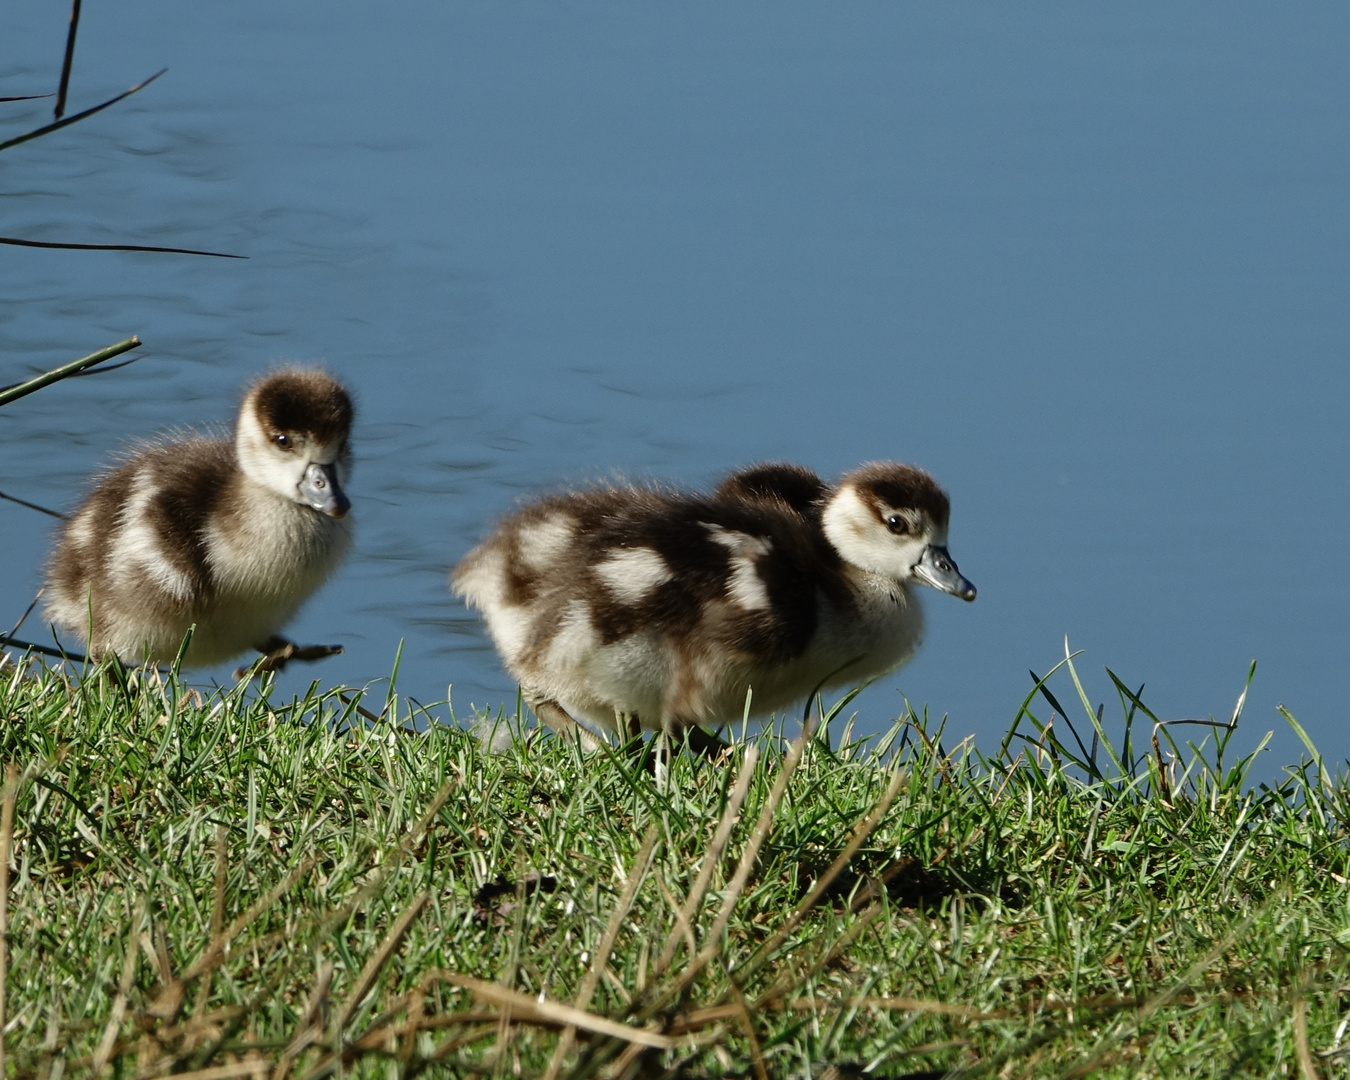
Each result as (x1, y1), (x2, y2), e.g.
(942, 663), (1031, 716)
(0, 654), (1347, 1079)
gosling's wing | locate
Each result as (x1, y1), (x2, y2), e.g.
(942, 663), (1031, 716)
(713, 462), (828, 521)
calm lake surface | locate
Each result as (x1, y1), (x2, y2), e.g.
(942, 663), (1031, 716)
(3, 2), (1348, 771)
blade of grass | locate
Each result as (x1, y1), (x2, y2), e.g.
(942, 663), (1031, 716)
(732, 763), (906, 988)
(1061, 638), (1126, 777)
(544, 825), (659, 1080)
(0, 635), (90, 664)
(0, 765), (16, 1076)
(0, 490), (66, 519)
(0, 337), (141, 408)
(329, 891), (429, 1038)
(54, 0), (84, 120)
(653, 746), (759, 976)
(446, 975), (675, 1049)
(0, 69), (166, 154)
(999, 653), (1077, 761)
(0, 236), (245, 259)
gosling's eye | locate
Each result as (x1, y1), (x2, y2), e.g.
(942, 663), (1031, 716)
(886, 514), (909, 535)
(272, 433), (293, 451)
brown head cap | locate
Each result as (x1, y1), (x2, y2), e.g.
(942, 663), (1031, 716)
(846, 461), (950, 529)
(247, 368), (353, 444)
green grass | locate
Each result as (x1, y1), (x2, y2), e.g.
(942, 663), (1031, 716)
(0, 649), (1348, 1079)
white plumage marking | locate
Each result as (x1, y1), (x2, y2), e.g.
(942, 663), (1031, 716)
(457, 548), (533, 663)
(111, 472), (194, 601)
(65, 507), (96, 550)
(702, 524), (772, 611)
(545, 599), (600, 670)
(594, 546), (673, 604)
(517, 515), (576, 571)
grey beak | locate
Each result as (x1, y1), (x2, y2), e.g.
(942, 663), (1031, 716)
(913, 545), (976, 602)
(298, 462), (350, 518)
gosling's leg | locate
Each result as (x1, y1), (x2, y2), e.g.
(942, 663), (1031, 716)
(528, 696), (605, 753)
(235, 636), (344, 679)
(684, 724), (730, 759)
(633, 718), (727, 774)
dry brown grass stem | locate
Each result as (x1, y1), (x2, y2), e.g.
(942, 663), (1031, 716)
(657, 724), (811, 1008)
(330, 891), (430, 1038)
(653, 877), (697, 979)
(753, 900), (885, 1012)
(330, 778), (458, 915)
(447, 976), (676, 1050)
(653, 746), (759, 976)
(544, 825), (660, 1080)
(426, 1022), (499, 1061)
(1294, 990), (1319, 1080)
(736, 763), (905, 988)
(726, 980), (768, 1080)
(182, 857), (319, 983)
(92, 903), (146, 1075)
(158, 1062), (268, 1080)
(191, 826), (229, 1022)
(665, 993), (1009, 1036)
(273, 963), (331, 1080)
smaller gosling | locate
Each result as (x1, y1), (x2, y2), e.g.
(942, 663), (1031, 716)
(453, 460), (975, 750)
(44, 368), (354, 669)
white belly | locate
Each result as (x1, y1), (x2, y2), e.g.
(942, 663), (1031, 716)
(530, 579), (924, 733)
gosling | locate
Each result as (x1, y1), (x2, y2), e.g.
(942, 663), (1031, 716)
(44, 368), (354, 669)
(453, 461), (975, 747)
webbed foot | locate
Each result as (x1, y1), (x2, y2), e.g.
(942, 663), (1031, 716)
(234, 636), (344, 679)
(529, 697), (606, 752)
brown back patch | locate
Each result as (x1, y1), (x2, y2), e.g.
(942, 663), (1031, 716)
(714, 461), (828, 519)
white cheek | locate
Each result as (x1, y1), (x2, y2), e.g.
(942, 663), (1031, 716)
(822, 487), (928, 579)
(236, 418), (306, 501)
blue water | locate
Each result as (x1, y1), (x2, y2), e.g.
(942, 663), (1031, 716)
(3, 2), (1348, 771)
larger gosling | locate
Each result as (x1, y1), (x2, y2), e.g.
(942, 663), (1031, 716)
(44, 368), (354, 668)
(453, 461), (975, 746)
